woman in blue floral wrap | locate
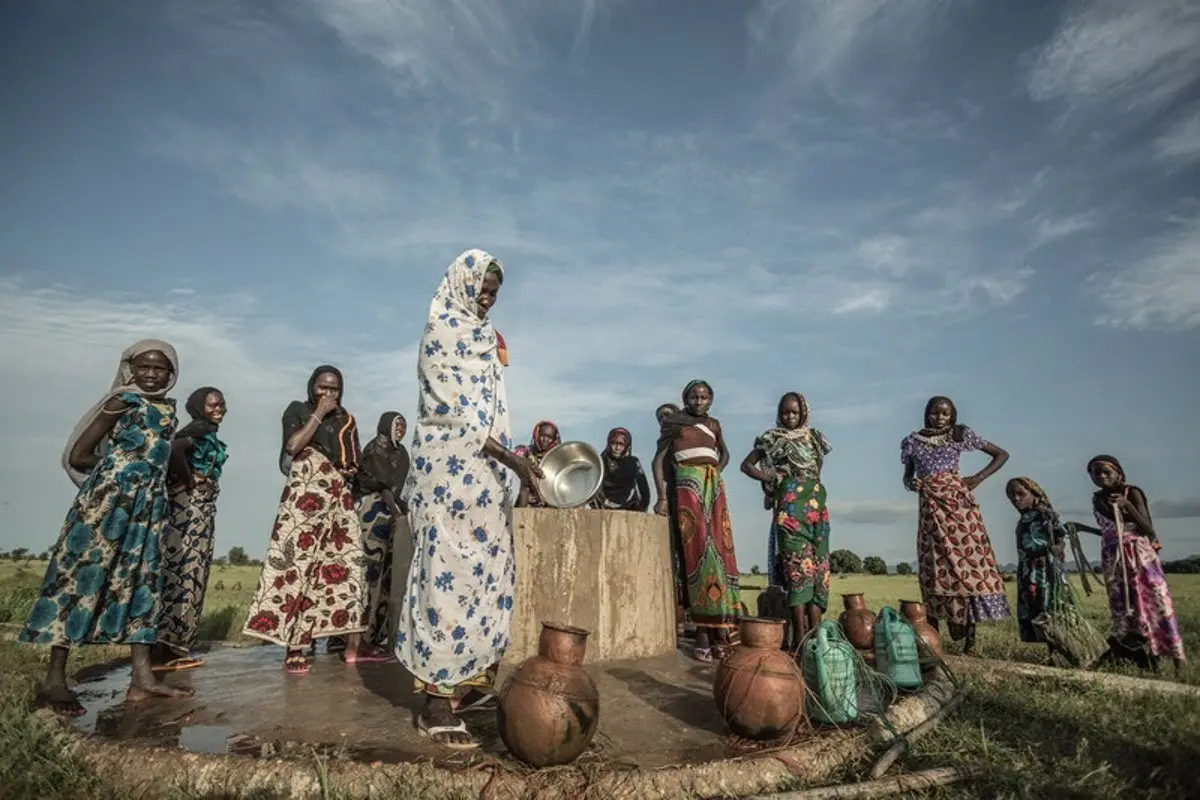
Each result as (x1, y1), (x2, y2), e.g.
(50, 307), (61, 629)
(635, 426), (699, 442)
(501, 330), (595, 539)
(396, 249), (542, 749)
(20, 340), (194, 715)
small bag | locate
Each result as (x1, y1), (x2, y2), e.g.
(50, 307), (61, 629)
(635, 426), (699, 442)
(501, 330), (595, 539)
(801, 621), (858, 724)
(874, 606), (923, 690)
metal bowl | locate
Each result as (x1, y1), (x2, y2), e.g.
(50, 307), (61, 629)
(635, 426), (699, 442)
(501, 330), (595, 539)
(535, 441), (605, 509)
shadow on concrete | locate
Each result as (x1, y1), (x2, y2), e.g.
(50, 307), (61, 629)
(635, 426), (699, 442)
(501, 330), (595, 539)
(607, 666), (726, 734)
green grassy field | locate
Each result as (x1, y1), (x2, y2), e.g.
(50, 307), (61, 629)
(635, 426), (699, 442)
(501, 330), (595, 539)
(1, 561), (1199, 798)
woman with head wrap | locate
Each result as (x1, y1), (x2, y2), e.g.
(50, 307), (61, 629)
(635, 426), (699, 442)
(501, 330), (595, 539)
(151, 386), (230, 671)
(351, 411), (411, 654)
(591, 427), (651, 511)
(1085, 455), (1185, 672)
(741, 392), (833, 647)
(653, 380), (746, 663)
(19, 340), (193, 714)
(242, 365), (374, 674)
(514, 420), (561, 507)
(900, 395), (1010, 657)
(396, 249), (543, 749)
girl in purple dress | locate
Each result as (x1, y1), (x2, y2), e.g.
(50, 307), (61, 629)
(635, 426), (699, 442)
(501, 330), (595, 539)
(901, 396), (1010, 656)
(1085, 455), (1185, 673)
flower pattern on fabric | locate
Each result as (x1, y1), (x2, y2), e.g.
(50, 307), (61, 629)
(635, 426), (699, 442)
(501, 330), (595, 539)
(773, 478), (832, 610)
(242, 448), (368, 647)
(20, 393), (176, 647)
(396, 250), (517, 689)
(901, 426), (984, 479)
(357, 493), (396, 649)
(1097, 513), (1186, 661)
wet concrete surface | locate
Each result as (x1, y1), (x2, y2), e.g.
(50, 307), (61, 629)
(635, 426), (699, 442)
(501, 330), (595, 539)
(70, 644), (733, 768)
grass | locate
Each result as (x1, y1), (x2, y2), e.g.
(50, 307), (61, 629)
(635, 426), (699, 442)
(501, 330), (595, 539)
(1, 562), (1199, 798)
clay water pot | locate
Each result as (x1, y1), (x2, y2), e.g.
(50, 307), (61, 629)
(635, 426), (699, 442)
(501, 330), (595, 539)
(713, 618), (805, 741)
(838, 593), (875, 651)
(497, 622), (599, 767)
(899, 599), (943, 673)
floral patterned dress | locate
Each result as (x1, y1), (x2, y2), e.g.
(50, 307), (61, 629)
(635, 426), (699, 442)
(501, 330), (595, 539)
(395, 250), (517, 697)
(242, 446), (369, 648)
(756, 426), (832, 610)
(20, 393), (176, 647)
(158, 432), (228, 655)
(1015, 509), (1072, 643)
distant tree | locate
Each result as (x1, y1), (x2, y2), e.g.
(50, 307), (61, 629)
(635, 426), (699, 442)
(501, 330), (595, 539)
(37, 551), (49, 561)
(750, 564), (762, 576)
(212, 556), (228, 568)
(248, 558), (264, 568)
(895, 562), (914, 576)
(11, 547), (29, 562)
(863, 556), (888, 575)
(829, 549), (863, 575)
(227, 546), (250, 567)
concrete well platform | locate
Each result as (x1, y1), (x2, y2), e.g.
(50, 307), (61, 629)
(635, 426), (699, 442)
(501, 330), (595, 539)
(56, 644), (956, 799)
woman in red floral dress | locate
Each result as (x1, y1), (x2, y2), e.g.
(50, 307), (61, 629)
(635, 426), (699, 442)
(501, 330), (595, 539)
(242, 366), (371, 674)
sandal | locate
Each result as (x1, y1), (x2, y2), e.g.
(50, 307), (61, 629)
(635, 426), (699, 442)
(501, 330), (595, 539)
(152, 657), (205, 672)
(691, 646), (714, 664)
(416, 714), (479, 750)
(342, 648), (395, 664)
(453, 689), (497, 714)
(33, 690), (86, 718)
(284, 653), (311, 675)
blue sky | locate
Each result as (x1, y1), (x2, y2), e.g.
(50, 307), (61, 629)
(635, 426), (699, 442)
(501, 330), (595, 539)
(2, 0), (1199, 571)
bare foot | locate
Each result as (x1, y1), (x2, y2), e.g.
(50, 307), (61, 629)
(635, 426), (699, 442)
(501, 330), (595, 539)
(34, 684), (86, 717)
(126, 681), (195, 703)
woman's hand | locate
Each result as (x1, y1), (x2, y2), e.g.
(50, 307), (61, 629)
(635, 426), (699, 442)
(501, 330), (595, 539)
(513, 456), (544, 488)
(1112, 495), (1135, 514)
(654, 498), (669, 517)
(963, 474), (982, 491)
(314, 394), (339, 419)
(906, 477), (924, 493)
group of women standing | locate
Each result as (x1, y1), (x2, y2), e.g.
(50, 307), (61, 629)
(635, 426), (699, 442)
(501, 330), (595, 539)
(17, 247), (1186, 745)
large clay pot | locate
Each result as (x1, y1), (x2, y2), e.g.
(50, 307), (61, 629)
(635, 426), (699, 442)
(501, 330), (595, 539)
(713, 618), (805, 740)
(497, 622), (599, 767)
(899, 599), (943, 673)
(838, 593), (875, 651)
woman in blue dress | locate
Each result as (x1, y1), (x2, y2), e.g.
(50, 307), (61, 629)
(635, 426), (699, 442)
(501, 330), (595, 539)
(20, 339), (194, 714)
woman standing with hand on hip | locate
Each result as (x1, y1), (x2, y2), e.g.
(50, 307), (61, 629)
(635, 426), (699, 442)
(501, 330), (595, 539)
(396, 249), (543, 750)
(901, 395), (1010, 657)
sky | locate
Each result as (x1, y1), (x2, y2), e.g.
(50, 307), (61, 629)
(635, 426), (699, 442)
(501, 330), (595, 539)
(2, 0), (1199, 572)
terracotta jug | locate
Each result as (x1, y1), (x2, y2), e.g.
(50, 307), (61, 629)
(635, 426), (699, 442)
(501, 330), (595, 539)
(899, 599), (943, 674)
(497, 623), (600, 767)
(713, 618), (805, 741)
(838, 593), (875, 651)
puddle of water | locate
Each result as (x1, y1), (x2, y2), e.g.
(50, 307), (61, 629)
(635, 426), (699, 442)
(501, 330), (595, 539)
(179, 725), (237, 754)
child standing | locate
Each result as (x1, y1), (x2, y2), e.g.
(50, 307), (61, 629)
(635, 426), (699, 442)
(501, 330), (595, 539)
(1006, 477), (1076, 651)
(20, 340), (194, 713)
(1085, 455), (1185, 672)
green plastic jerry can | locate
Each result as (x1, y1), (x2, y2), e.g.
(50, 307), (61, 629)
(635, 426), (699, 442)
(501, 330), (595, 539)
(874, 606), (923, 690)
(801, 620), (859, 724)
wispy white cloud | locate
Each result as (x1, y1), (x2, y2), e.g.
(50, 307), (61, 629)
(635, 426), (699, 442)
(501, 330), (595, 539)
(1156, 110), (1200, 161)
(1090, 213), (1200, 329)
(1031, 211), (1098, 247)
(1026, 0), (1200, 119)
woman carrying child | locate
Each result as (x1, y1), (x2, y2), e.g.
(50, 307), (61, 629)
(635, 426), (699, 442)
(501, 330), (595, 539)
(901, 395), (1010, 656)
(742, 392), (832, 645)
(1085, 455), (1185, 672)
(242, 365), (374, 674)
(153, 386), (229, 671)
(20, 340), (193, 713)
(654, 380), (746, 662)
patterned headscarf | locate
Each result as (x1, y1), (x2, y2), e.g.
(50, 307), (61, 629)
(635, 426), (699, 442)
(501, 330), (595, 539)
(1007, 476), (1058, 523)
(1086, 454), (1125, 483)
(62, 339), (179, 488)
(527, 421), (561, 456)
(775, 391), (810, 430)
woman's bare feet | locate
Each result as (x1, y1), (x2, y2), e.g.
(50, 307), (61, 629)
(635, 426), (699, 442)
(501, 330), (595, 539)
(127, 643), (194, 702)
(34, 682), (86, 717)
(417, 695), (477, 748)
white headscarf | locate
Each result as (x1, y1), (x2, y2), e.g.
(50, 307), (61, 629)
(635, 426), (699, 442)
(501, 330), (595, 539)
(61, 339), (179, 487)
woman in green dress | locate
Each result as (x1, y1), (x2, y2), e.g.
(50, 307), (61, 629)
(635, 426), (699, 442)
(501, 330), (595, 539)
(741, 392), (832, 646)
(20, 339), (194, 714)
